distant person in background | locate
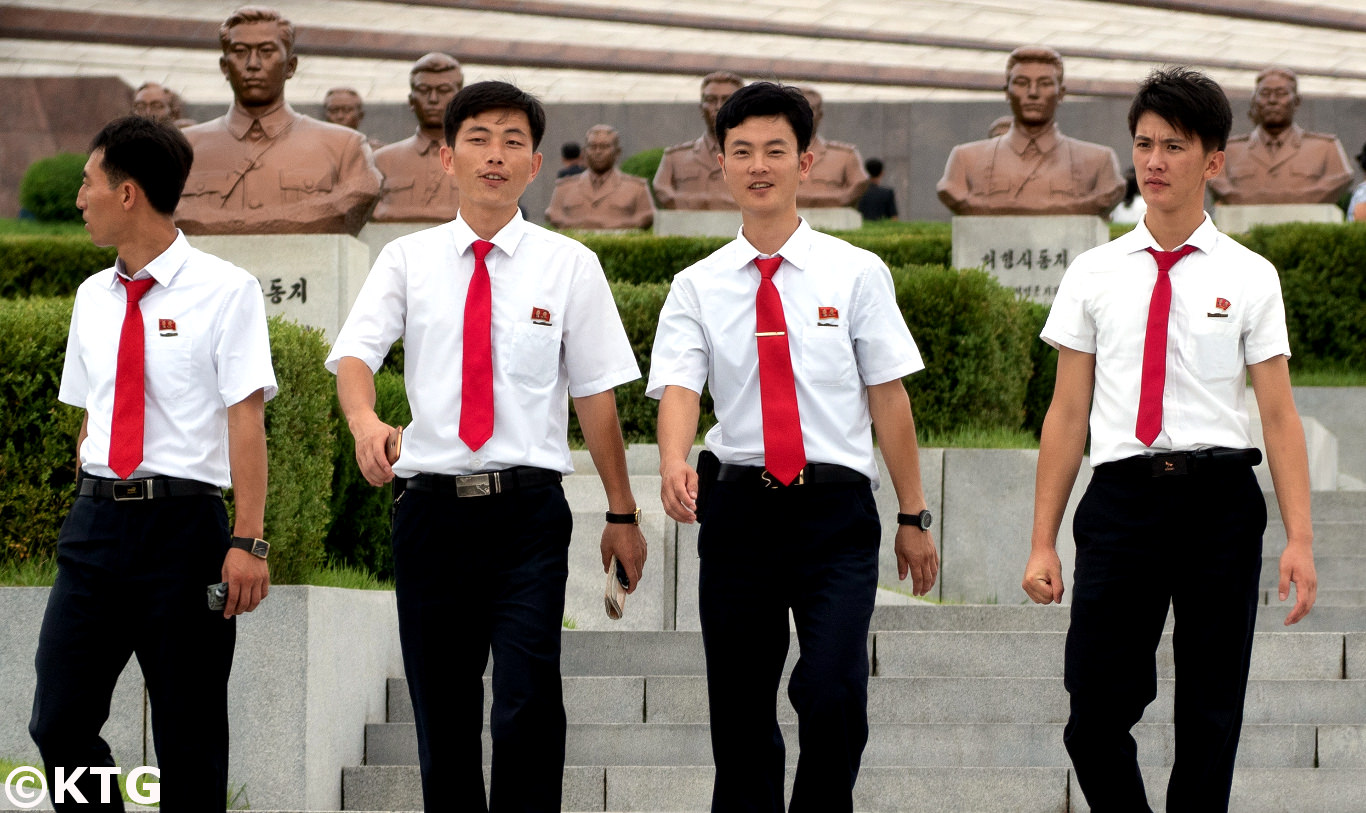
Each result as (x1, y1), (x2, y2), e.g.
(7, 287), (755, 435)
(796, 86), (869, 207)
(371, 52), (464, 222)
(133, 82), (194, 128)
(1347, 143), (1366, 222)
(1209, 67), (1353, 205)
(988, 114), (1013, 139)
(324, 87), (384, 150)
(653, 70), (744, 210)
(856, 157), (898, 221)
(546, 124), (655, 230)
(1109, 165), (1146, 224)
(557, 142), (586, 178)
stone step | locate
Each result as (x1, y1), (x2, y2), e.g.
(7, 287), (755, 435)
(1268, 490), (1366, 523)
(1259, 554), (1366, 590)
(1262, 587), (1366, 606)
(1264, 521), (1364, 557)
(340, 764), (1366, 812)
(866, 603), (1366, 632)
(385, 675), (1366, 728)
(363, 720), (1328, 769)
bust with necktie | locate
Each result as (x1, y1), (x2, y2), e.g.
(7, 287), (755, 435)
(649, 81), (936, 811)
(1025, 67), (1317, 812)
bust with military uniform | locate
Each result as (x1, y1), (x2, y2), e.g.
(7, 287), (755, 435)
(546, 125), (654, 230)
(652, 71), (743, 211)
(177, 5), (382, 236)
(371, 53), (465, 223)
(1209, 67), (1353, 205)
(796, 87), (869, 208)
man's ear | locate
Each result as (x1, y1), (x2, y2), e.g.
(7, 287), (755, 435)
(1204, 149), (1226, 181)
(284, 54), (298, 81)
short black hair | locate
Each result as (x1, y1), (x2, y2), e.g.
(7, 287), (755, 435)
(444, 81), (547, 150)
(1128, 67), (1232, 153)
(89, 116), (193, 216)
(561, 142), (581, 160)
(865, 157), (884, 177)
(714, 82), (813, 153)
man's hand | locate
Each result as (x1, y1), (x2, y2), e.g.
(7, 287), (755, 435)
(660, 458), (698, 524)
(895, 526), (938, 597)
(601, 523), (648, 594)
(1022, 548), (1065, 605)
(350, 413), (397, 487)
(1278, 544), (1317, 625)
(221, 548), (270, 619)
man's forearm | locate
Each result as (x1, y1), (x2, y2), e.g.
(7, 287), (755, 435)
(228, 389), (268, 538)
(657, 386), (701, 469)
(867, 380), (928, 512)
(336, 356), (380, 432)
(573, 389), (636, 513)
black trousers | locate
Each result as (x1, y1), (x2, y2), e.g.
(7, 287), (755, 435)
(30, 490), (234, 812)
(697, 478), (880, 813)
(391, 478), (572, 812)
(1064, 461), (1265, 813)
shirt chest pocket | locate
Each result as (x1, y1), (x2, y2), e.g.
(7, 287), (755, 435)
(182, 171), (233, 199)
(280, 168), (335, 196)
(382, 175), (416, 196)
(800, 330), (856, 387)
(1183, 319), (1242, 380)
(503, 323), (562, 388)
(144, 335), (194, 400)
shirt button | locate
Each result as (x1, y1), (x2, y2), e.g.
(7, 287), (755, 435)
(249, 199), (263, 209)
(471, 458), (482, 468)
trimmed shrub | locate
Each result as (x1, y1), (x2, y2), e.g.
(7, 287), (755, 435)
(578, 235), (729, 283)
(892, 265), (1035, 437)
(1019, 300), (1056, 437)
(0, 236), (114, 298)
(19, 154), (87, 223)
(620, 148), (664, 184)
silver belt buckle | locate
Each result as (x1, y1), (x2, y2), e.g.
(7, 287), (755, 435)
(113, 479), (152, 501)
(455, 472), (499, 497)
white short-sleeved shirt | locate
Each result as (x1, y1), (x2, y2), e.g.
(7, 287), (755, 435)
(1041, 214), (1291, 466)
(60, 231), (278, 487)
(326, 211), (640, 477)
(647, 219), (924, 485)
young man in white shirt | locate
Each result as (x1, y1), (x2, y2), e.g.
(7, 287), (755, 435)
(650, 82), (937, 812)
(329, 81), (647, 811)
(32, 116), (276, 809)
(1023, 67), (1317, 811)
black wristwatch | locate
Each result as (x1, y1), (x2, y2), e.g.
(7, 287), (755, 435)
(897, 510), (933, 531)
(605, 509), (641, 526)
(230, 536), (270, 560)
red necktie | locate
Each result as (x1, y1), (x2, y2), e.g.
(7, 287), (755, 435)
(754, 256), (806, 485)
(459, 240), (495, 451)
(110, 276), (158, 479)
(1136, 245), (1198, 446)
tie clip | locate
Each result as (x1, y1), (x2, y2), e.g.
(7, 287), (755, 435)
(755, 331), (786, 337)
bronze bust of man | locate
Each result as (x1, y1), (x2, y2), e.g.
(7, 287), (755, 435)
(323, 87), (384, 151)
(546, 125), (655, 230)
(178, 5), (382, 235)
(652, 71), (743, 210)
(795, 87), (869, 208)
(370, 53), (464, 223)
(1209, 67), (1353, 205)
(937, 46), (1124, 216)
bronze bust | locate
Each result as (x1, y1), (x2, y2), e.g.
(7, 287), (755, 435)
(795, 87), (869, 208)
(652, 71), (743, 210)
(546, 125), (654, 230)
(370, 53), (464, 223)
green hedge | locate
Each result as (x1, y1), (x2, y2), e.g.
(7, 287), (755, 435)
(0, 236), (115, 298)
(0, 301), (334, 583)
(19, 153), (86, 223)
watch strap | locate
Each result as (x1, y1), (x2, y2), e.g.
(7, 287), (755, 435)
(605, 509), (641, 525)
(230, 535), (270, 560)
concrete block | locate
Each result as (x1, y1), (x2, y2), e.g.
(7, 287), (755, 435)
(654, 208), (860, 237)
(1268, 490), (1366, 524)
(387, 676), (644, 725)
(1348, 633), (1366, 679)
(1292, 386), (1366, 486)
(224, 585), (402, 810)
(875, 447), (943, 598)
(1246, 402), (1338, 490)
(354, 221), (429, 274)
(868, 677), (1069, 724)
(569, 443), (666, 477)
(1213, 203), (1344, 233)
(185, 234), (370, 342)
(950, 215), (1109, 304)
(1317, 725), (1366, 768)
(1071, 767), (1366, 813)
(1240, 678), (1366, 724)
(1261, 555), (1366, 591)
(1264, 521), (1364, 557)
(870, 604), (1072, 632)
(1257, 605), (1366, 632)
(564, 509), (672, 631)
(0, 587), (147, 771)
(342, 764), (603, 811)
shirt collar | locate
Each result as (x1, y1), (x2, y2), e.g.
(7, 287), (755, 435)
(1252, 123), (1303, 150)
(111, 230), (190, 287)
(450, 210), (528, 260)
(729, 217), (813, 274)
(411, 129), (443, 156)
(1120, 212), (1218, 256)
(225, 100), (297, 140)
(1006, 122), (1059, 156)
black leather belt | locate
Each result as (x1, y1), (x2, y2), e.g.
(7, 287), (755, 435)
(397, 467), (562, 497)
(79, 475), (223, 501)
(716, 462), (868, 489)
(1100, 447), (1263, 478)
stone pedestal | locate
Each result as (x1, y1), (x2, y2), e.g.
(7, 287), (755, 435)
(655, 208), (862, 237)
(1213, 203), (1344, 233)
(951, 215), (1110, 304)
(356, 221), (435, 275)
(185, 234), (370, 342)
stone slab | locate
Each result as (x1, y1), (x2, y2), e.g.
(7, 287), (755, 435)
(0, 588), (145, 774)
(341, 764), (602, 811)
(564, 509), (672, 631)
(1245, 390), (1338, 490)
(1260, 554), (1366, 592)
(653, 208), (861, 237)
(185, 234), (370, 342)
(387, 676), (643, 725)
(1213, 203), (1345, 233)
(1292, 387), (1366, 486)
(950, 215), (1109, 303)
(1264, 522), (1364, 557)
(1267, 490), (1366, 524)
(1348, 633), (1366, 679)
(355, 221), (432, 274)
(1071, 768), (1366, 813)
(1317, 724), (1366, 768)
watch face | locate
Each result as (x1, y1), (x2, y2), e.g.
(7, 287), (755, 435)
(251, 540), (270, 559)
(919, 511), (933, 531)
